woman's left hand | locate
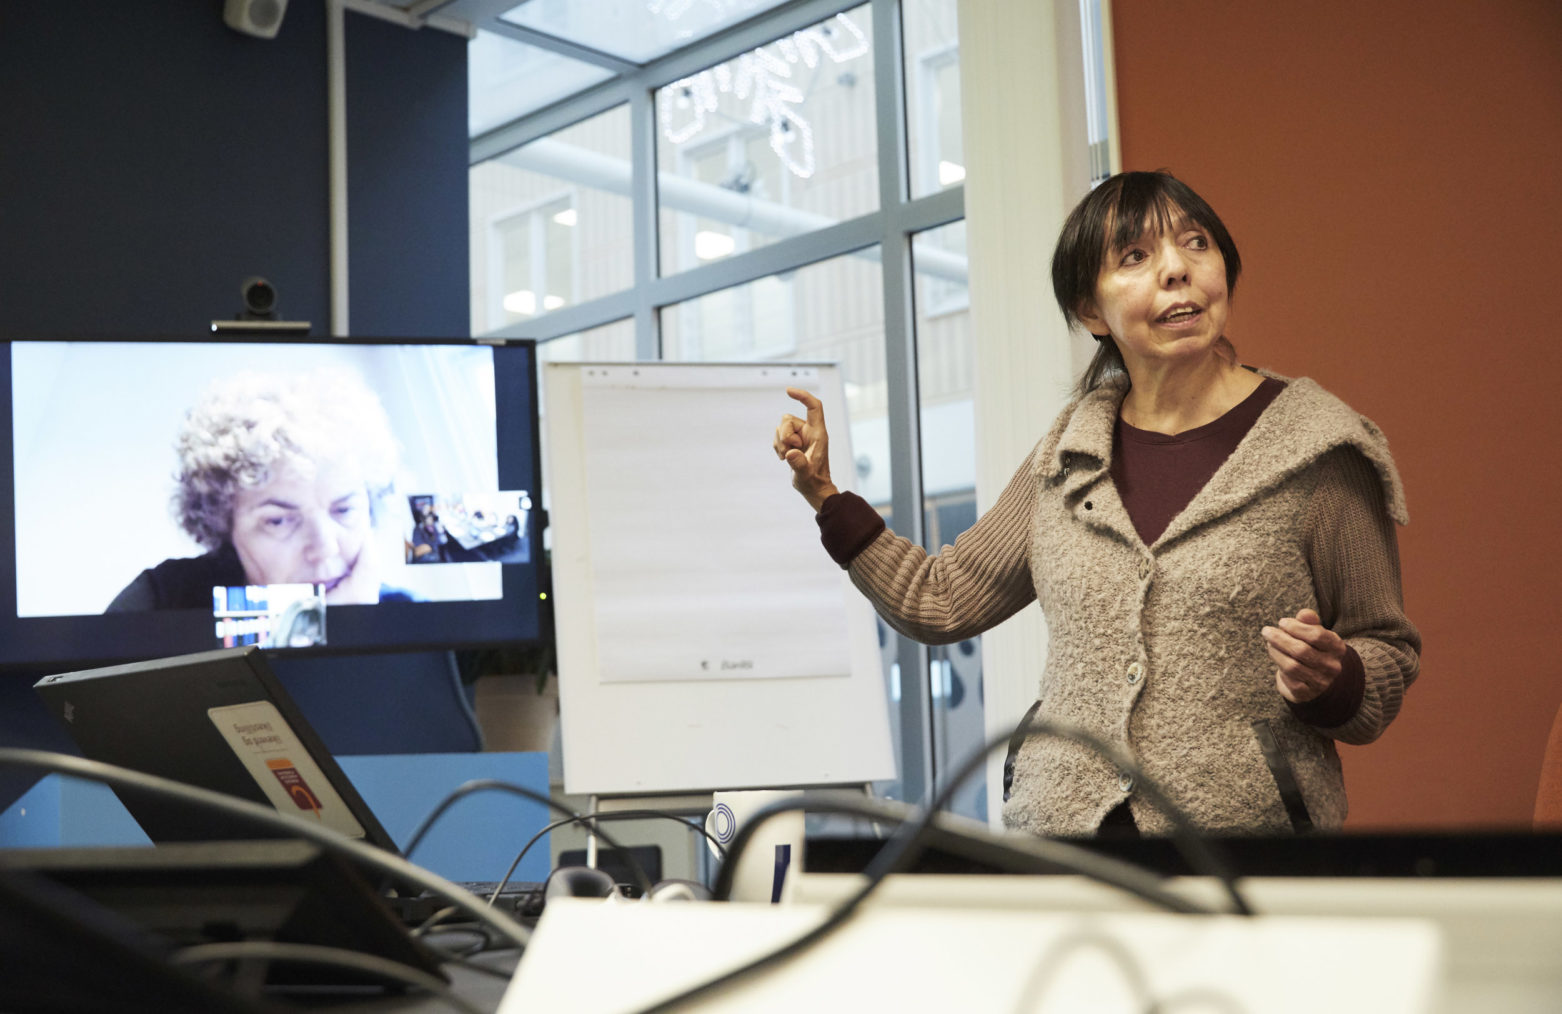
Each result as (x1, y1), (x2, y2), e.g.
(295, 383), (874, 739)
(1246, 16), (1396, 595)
(1262, 608), (1347, 703)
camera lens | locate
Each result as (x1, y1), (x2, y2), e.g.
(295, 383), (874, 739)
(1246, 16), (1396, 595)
(242, 277), (276, 316)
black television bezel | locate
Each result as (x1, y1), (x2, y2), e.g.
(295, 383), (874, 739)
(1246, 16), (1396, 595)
(0, 335), (547, 673)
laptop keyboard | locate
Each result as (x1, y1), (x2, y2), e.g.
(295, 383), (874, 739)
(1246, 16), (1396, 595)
(388, 881), (548, 926)
(458, 881), (548, 917)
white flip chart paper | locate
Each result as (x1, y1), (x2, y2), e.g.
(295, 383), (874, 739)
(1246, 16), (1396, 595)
(580, 373), (850, 683)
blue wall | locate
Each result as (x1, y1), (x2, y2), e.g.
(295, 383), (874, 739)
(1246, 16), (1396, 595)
(346, 11), (470, 337)
(3, 754), (553, 885)
(0, 0), (479, 809)
(0, 0), (334, 335)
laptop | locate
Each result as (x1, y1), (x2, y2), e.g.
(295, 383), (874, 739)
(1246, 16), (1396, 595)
(35, 646), (401, 852)
(32, 646), (547, 916)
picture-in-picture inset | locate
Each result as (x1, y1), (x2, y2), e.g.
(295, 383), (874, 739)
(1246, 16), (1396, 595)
(405, 490), (532, 566)
(212, 582), (327, 649)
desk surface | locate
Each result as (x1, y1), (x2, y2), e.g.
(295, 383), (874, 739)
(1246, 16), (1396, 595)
(308, 951), (518, 1012)
(502, 895), (1445, 1014)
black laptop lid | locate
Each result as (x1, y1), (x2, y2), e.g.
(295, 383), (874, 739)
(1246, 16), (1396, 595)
(34, 646), (401, 855)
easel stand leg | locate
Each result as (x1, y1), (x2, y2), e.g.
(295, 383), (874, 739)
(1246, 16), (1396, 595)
(585, 793), (600, 869)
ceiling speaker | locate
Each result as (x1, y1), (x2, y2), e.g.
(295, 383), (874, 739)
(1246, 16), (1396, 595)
(223, 0), (288, 40)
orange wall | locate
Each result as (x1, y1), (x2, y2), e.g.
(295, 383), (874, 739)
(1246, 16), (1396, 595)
(1112, 0), (1562, 829)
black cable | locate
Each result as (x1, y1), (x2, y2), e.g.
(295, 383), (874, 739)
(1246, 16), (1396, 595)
(398, 778), (654, 894)
(912, 716), (1252, 916)
(0, 748), (532, 951)
(484, 808), (727, 908)
(714, 718), (1248, 913)
(442, 649), (486, 752)
(578, 808), (728, 862)
(636, 715), (1251, 1012)
(413, 905), (466, 936)
(825, 798), (1212, 913)
(407, 909), (497, 954)
(399, 778), (569, 859)
(170, 942), (485, 1014)
(411, 806), (731, 941)
(412, 808), (730, 944)
(416, 936), (520, 980)
(492, 817), (571, 903)
(428, 949), (521, 983)
(736, 795), (1212, 914)
(631, 793), (1214, 1014)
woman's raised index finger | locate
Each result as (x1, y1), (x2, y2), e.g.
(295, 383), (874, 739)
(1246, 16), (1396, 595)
(785, 386), (825, 419)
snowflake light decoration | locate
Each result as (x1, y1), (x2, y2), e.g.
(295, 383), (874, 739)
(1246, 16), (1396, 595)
(658, 13), (869, 179)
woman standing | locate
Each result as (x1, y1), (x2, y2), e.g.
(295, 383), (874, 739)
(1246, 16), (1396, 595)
(775, 170), (1419, 836)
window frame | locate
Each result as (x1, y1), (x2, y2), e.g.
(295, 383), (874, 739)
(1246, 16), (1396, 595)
(913, 40), (962, 195)
(469, 0), (964, 808)
(672, 123), (795, 268)
(484, 189), (580, 332)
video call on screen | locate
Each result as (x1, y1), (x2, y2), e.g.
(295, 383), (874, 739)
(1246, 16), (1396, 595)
(7, 339), (541, 659)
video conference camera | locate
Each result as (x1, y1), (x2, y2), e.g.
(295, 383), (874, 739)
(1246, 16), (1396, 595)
(212, 276), (310, 336)
(240, 276), (278, 320)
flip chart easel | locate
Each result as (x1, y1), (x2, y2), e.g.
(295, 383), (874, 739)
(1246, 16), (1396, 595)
(543, 361), (895, 803)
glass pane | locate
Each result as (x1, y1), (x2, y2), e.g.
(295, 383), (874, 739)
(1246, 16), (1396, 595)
(656, 6), (878, 275)
(537, 318), (638, 364)
(661, 250), (906, 800)
(468, 29), (614, 135)
(471, 106), (634, 335)
(1081, 0), (1113, 183)
(498, 217), (534, 320)
(903, 0), (962, 198)
(543, 199), (573, 314)
(912, 221), (982, 820)
(501, 0), (794, 65)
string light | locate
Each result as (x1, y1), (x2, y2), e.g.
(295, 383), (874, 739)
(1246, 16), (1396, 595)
(658, 13), (868, 179)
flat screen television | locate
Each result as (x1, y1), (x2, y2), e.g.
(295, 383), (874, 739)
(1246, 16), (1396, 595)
(0, 336), (545, 670)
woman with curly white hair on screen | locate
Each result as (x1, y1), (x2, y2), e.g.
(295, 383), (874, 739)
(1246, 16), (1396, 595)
(107, 368), (412, 611)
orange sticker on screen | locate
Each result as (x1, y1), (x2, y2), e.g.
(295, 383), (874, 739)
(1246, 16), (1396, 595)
(266, 757), (324, 817)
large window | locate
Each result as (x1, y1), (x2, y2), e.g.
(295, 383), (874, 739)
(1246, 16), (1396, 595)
(662, 251), (885, 469)
(655, 6), (879, 273)
(468, 30), (613, 134)
(500, 0), (800, 66)
(904, 0), (963, 197)
(489, 195), (575, 327)
(470, 105), (634, 335)
(469, 0), (976, 816)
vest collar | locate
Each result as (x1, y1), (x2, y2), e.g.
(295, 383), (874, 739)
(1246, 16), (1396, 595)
(1035, 369), (1407, 547)
(1037, 378), (1123, 497)
(1162, 372), (1408, 545)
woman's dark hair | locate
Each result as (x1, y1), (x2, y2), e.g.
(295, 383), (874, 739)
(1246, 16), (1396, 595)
(1051, 170), (1242, 395)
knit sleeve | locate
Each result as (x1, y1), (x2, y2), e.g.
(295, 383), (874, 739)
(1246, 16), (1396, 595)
(1301, 446), (1422, 745)
(844, 446), (1041, 645)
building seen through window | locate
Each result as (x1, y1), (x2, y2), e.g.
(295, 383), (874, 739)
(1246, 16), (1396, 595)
(469, 0), (982, 817)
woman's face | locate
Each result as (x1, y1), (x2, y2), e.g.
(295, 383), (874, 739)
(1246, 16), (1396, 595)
(229, 460), (382, 604)
(1079, 212), (1229, 373)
